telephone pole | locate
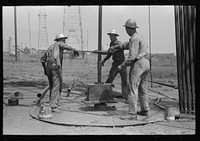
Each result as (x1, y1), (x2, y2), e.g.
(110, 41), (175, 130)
(28, 13), (31, 49)
(149, 6), (153, 87)
(14, 6), (17, 61)
(97, 6), (102, 83)
(85, 29), (89, 63)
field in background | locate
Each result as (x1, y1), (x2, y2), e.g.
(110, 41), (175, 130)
(3, 52), (177, 88)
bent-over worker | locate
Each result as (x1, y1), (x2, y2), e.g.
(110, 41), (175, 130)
(40, 33), (79, 112)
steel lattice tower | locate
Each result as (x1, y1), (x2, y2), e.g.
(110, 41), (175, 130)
(38, 6), (49, 52)
(63, 6), (84, 50)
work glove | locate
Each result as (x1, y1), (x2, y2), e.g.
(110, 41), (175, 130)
(73, 50), (79, 57)
(99, 60), (105, 66)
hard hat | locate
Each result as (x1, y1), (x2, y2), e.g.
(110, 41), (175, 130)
(123, 19), (139, 28)
(54, 33), (68, 41)
(107, 29), (119, 36)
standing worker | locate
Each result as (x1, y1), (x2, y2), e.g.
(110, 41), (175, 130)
(99, 29), (129, 101)
(40, 33), (79, 113)
(109, 19), (150, 120)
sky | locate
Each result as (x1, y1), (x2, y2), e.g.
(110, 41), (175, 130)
(3, 6), (176, 54)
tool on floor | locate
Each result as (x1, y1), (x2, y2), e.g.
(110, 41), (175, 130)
(8, 98), (19, 106)
(66, 79), (77, 97)
(38, 102), (52, 119)
(35, 85), (49, 104)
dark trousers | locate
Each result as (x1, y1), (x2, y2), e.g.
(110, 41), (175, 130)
(105, 61), (129, 100)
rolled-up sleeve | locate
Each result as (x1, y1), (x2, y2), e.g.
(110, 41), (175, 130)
(61, 42), (76, 51)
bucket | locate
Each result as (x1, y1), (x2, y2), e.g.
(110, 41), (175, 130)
(8, 98), (19, 106)
(38, 103), (52, 119)
(165, 107), (175, 120)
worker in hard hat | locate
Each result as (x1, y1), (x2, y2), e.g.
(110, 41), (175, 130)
(99, 29), (129, 101)
(40, 33), (79, 113)
(109, 19), (150, 120)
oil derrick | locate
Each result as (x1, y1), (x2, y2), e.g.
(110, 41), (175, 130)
(38, 6), (49, 52)
(63, 6), (84, 52)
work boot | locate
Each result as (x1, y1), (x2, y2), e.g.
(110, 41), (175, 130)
(120, 114), (137, 120)
(137, 110), (149, 116)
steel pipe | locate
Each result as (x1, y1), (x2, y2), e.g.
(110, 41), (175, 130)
(97, 6), (102, 83)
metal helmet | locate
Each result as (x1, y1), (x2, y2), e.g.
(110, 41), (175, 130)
(107, 29), (119, 36)
(54, 33), (68, 41)
(123, 19), (139, 28)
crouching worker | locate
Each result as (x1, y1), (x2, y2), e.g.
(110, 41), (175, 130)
(40, 33), (79, 113)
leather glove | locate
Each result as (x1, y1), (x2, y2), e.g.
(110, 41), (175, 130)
(73, 50), (79, 57)
(99, 60), (105, 66)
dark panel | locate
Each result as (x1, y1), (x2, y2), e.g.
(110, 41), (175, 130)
(174, 6), (196, 114)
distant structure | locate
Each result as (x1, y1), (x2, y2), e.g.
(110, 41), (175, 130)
(38, 6), (49, 52)
(28, 13), (32, 50)
(3, 39), (9, 53)
(63, 6), (84, 51)
(9, 36), (16, 55)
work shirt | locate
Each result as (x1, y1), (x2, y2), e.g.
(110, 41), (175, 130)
(40, 42), (75, 68)
(103, 40), (125, 62)
(120, 32), (148, 67)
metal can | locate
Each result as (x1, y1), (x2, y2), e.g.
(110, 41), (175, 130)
(8, 98), (19, 106)
(165, 107), (175, 120)
(38, 103), (52, 119)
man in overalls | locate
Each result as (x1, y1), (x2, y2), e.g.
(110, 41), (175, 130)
(40, 33), (79, 112)
(110, 19), (150, 120)
(100, 29), (129, 101)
